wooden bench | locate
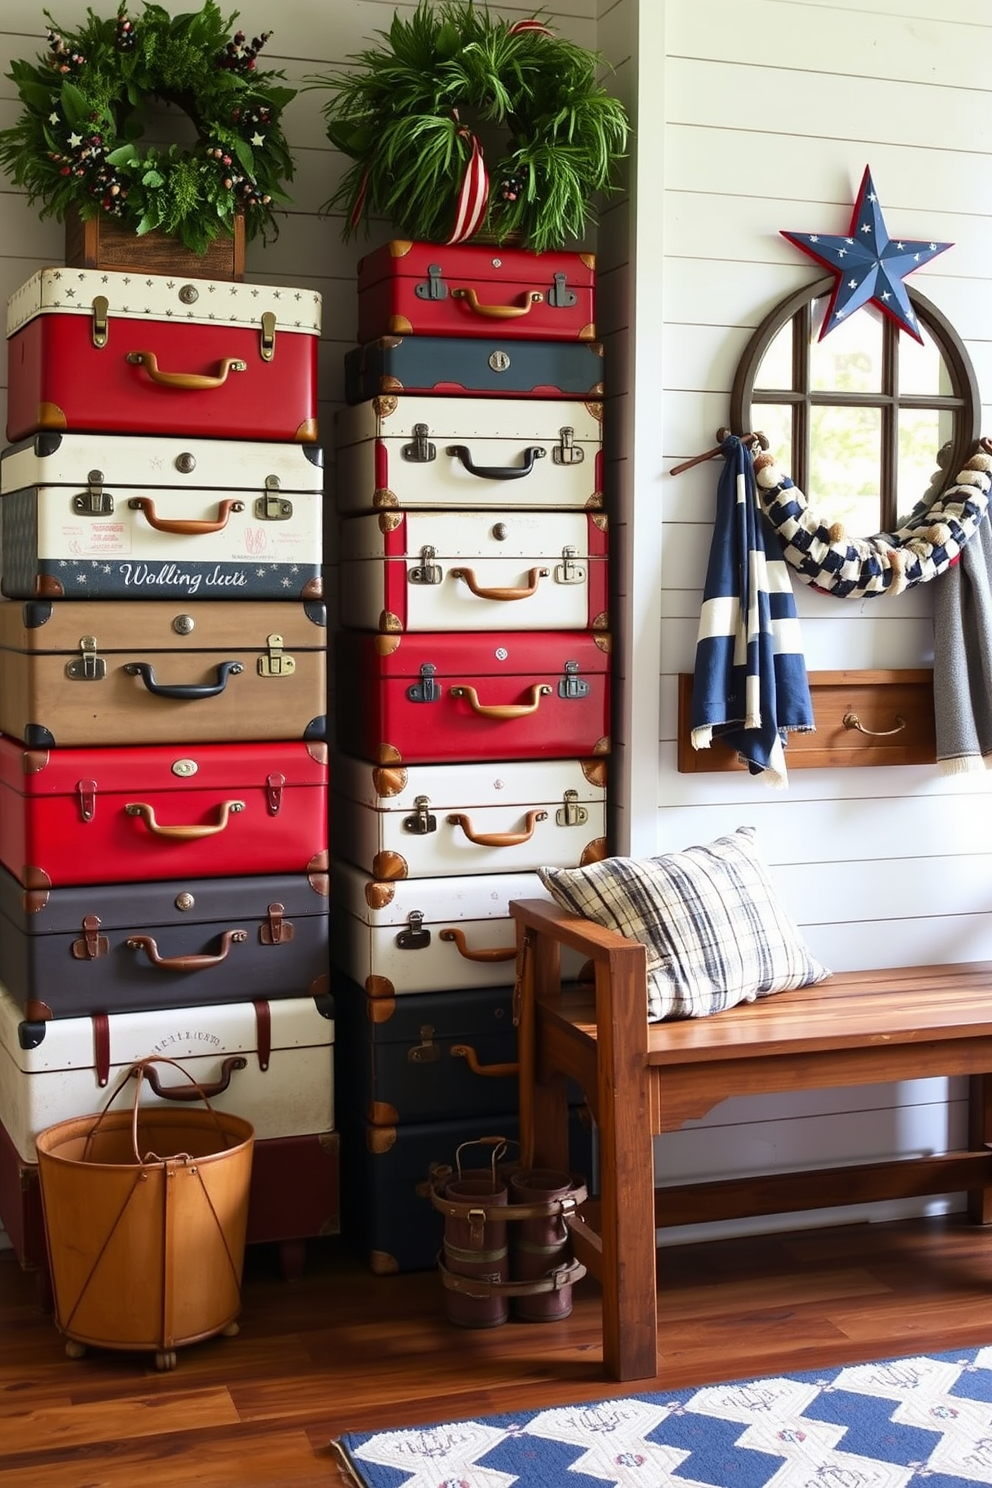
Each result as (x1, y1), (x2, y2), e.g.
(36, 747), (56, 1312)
(511, 896), (992, 1383)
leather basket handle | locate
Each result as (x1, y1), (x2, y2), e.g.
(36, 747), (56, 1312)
(451, 287), (543, 319)
(124, 660), (244, 699)
(128, 496), (245, 534)
(445, 444), (545, 480)
(450, 683), (551, 719)
(126, 928), (248, 971)
(439, 927), (516, 963)
(126, 350), (247, 389)
(124, 799), (246, 840)
(450, 567), (549, 601)
(446, 809), (547, 847)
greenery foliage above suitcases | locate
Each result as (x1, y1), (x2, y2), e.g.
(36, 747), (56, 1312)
(0, 2), (296, 253)
(310, 1), (629, 253)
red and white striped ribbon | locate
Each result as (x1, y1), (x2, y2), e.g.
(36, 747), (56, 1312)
(507, 18), (555, 37)
(446, 129), (489, 244)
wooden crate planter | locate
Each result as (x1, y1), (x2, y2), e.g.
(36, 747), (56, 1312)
(65, 208), (245, 282)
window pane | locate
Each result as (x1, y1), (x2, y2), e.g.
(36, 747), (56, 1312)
(753, 404), (794, 473)
(897, 409), (950, 525)
(810, 405), (881, 531)
(755, 322), (793, 390)
(899, 324), (950, 397)
(810, 300), (883, 393)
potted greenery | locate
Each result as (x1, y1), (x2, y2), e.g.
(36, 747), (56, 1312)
(311, 1), (629, 253)
(0, 1), (296, 275)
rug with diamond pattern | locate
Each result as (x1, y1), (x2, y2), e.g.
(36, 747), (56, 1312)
(332, 1347), (992, 1488)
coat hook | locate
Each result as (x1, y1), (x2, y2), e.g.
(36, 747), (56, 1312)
(670, 430), (769, 477)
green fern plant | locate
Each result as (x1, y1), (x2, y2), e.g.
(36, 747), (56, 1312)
(310, 1), (629, 253)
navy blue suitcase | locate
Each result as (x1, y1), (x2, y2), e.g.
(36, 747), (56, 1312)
(344, 335), (605, 403)
(333, 975), (519, 1125)
(337, 1106), (595, 1274)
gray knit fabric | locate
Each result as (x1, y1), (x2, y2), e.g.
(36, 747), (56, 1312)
(933, 512), (992, 773)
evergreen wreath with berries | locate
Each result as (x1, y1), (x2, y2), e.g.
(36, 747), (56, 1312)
(311, 1), (629, 253)
(0, 2), (296, 255)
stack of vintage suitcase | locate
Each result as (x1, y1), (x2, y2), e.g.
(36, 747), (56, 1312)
(0, 259), (338, 1291)
(330, 240), (609, 1273)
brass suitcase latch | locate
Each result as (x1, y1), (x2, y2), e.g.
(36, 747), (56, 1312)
(66, 636), (106, 682)
(257, 634), (296, 677)
(556, 789), (588, 828)
(254, 475), (292, 521)
(408, 1024), (440, 1062)
(72, 470), (114, 515)
(402, 795), (437, 835)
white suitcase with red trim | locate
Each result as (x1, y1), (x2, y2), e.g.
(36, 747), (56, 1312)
(0, 981), (335, 1163)
(334, 395), (603, 513)
(331, 755), (607, 881)
(338, 508), (608, 633)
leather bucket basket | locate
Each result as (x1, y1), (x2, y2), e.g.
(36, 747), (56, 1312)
(35, 1056), (254, 1371)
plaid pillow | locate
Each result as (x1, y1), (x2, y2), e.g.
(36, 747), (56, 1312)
(537, 826), (830, 1021)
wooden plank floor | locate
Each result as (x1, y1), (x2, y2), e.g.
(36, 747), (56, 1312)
(2, 1217), (992, 1486)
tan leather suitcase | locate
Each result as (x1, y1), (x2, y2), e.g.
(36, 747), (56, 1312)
(0, 598), (326, 746)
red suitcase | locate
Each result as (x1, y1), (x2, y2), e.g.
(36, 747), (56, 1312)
(0, 737), (328, 889)
(6, 268), (321, 444)
(356, 240), (597, 344)
(335, 630), (611, 764)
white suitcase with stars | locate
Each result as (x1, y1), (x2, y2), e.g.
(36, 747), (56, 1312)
(0, 431), (323, 601)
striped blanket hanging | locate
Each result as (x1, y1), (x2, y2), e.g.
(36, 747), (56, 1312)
(690, 434), (814, 787)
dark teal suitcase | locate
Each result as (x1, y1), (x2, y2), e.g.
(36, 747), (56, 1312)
(344, 335), (605, 403)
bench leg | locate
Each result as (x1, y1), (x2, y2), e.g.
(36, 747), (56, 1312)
(967, 1074), (992, 1223)
(596, 951), (658, 1382)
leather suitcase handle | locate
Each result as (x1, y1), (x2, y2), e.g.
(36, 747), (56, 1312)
(439, 928), (516, 962)
(445, 444), (545, 480)
(450, 1043), (519, 1077)
(125, 799), (246, 839)
(126, 928), (249, 971)
(446, 809), (547, 847)
(126, 350), (248, 389)
(450, 566), (549, 601)
(128, 496), (245, 534)
(124, 659), (244, 699)
(451, 287), (543, 319)
(137, 1055), (248, 1100)
(450, 683), (551, 719)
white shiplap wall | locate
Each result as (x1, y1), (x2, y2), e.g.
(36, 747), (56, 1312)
(650, 0), (992, 1242)
(1, 0), (990, 1256)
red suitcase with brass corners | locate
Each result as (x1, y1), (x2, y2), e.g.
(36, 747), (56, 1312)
(6, 268), (321, 445)
(356, 240), (596, 344)
(0, 736), (328, 890)
(334, 630), (611, 764)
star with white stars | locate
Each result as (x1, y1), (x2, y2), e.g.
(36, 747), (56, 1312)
(48, 111), (59, 124)
(250, 131), (265, 146)
(68, 131), (82, 147)
(781, 166), (952, 343)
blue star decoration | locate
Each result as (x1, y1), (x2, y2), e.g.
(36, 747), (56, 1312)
(781, 166), (952, 343)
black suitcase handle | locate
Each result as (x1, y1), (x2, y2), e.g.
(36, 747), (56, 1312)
(445, 444), (546, 480)
(123, 660), (244, 699)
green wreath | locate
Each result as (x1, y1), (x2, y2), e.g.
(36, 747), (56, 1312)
(311, 1), (629, 254)
(0, 2), (296, 255)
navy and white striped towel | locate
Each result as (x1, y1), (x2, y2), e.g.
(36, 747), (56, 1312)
(690, 435), (814, 787)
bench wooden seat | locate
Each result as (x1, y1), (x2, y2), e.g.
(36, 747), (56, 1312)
(511, 896), (992, 1383)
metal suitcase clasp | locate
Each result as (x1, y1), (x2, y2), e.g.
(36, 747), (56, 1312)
(556, 789), (588, 827)
(72, 470), (114, 515)
(254, 475), (292, 521)
(414, 264), (448, 301)
(406, 663), (442, 703)
(409, 546), (443, 585)
(553, 427), (584, 465)
(396, 910), (432, 949)
(402, 424), (437, 464)
(555, 546), (586, 584)
(257, 635), (296, 677)
(402, 795), (437, 834)
(558, 660), (590, 699)
(65, 636), (106, 682)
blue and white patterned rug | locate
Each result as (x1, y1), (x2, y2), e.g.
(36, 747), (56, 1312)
(332, 1346), (992, 1488)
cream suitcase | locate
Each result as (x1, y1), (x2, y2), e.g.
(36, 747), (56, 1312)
(334, 395), (603, 512)
(0, 432), (324, 601)
(0, 982), (335, 1163)
(338, 508), (609, 632)
(331, 859), (587, 996)
(331, 755), (607, 880)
